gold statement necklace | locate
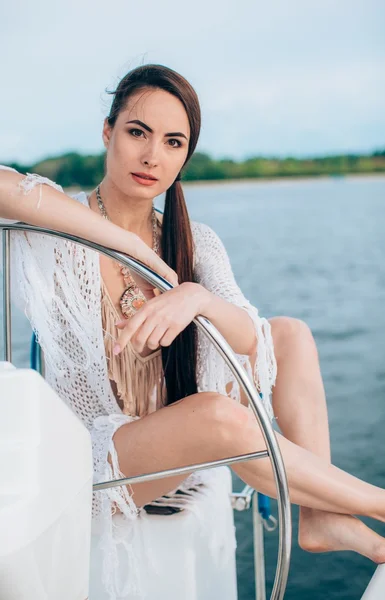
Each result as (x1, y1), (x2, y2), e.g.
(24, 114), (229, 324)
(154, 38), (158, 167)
(95, 184), (160, 319)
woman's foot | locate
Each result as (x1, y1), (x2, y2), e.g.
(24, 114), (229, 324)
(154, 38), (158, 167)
(298, 507), (385, 563)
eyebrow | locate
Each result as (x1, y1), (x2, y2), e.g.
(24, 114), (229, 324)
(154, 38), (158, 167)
(125, 119), (188, 141)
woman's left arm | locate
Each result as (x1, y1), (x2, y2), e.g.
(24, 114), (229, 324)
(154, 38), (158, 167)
(191, 222), (277, 419)
(192, 220), (265, 355)
(194, 283), (257, 355)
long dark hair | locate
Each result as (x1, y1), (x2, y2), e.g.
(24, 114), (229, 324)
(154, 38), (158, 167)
(106, 64), (201, 405)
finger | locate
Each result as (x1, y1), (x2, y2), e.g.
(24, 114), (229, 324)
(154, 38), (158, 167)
(154, 260), (177, 285)
(126, 235), (178, 286)
(159, 325), (180, 348)
(146, 323), (168, 350)
(152, 269), (178, 288)
(113, 311), (147, 354)
(114, 291), (162, 330)
(141, 247), (178, 287)
(168, 271), (179, 287)
(131, 317), (160, 353)
(115, 319), (128, 328)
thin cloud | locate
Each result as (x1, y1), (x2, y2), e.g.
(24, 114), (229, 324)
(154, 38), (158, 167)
(1, 0), (384, 163)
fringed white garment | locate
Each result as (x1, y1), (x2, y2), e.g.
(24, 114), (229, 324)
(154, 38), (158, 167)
(0, 165), (278, 599)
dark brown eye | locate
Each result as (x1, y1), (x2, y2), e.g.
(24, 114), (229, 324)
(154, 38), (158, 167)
(168, 139), (182, 148)
(129, 128), (144, 137)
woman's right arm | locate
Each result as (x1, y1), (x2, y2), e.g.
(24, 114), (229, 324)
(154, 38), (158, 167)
(0, 167), (178, 286)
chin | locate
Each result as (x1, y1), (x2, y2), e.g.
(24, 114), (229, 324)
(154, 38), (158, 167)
(126, 182), (160, 197)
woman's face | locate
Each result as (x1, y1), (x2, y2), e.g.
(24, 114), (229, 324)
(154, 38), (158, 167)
(102, 88), (190, 198)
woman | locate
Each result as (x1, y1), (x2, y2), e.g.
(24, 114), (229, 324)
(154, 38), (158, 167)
(1, 64), (385, 599)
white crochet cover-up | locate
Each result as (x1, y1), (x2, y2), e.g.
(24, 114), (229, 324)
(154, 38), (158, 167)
(0, 164), (277, 599)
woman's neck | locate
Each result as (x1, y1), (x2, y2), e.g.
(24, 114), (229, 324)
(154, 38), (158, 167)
(89, 177), (155, 238)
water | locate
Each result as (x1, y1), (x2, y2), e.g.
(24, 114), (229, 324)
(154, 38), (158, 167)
(2, 175), (385, 599)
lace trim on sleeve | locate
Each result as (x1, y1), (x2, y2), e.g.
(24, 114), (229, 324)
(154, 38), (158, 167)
(0, 166), (58, 223)
(17, 172), (64, 208)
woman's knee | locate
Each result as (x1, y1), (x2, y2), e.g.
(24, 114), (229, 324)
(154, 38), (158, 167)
(183, 391), (255, 444)
(269, 316), (316, 359)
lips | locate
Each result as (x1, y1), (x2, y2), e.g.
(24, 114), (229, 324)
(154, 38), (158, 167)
(132, 172), (158, 181)
(131, 173), (158, 186)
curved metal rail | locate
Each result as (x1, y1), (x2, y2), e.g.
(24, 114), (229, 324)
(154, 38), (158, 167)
(1, 222), (292, 600)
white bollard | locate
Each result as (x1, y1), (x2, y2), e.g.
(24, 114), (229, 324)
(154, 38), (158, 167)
(0, 364), (93, 600)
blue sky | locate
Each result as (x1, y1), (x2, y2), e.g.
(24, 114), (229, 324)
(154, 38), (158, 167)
(1, 0), (384, 165)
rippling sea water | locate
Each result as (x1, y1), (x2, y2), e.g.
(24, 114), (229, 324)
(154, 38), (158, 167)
(1, 175), (385, 599)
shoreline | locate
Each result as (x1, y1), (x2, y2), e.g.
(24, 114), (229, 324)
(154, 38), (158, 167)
(65, 172), (385, 194)
(180, 172), (385, 187)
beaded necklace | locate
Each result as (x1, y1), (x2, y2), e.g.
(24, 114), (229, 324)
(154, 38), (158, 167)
(95, 184), (160, 319)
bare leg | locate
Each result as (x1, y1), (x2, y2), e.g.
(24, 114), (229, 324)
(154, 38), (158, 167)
(231, 414), (385, 522)
(250, 316), (385, 562)
(112, 391), (385, 541)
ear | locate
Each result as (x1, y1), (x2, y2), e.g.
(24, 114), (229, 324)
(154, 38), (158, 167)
(102, 118), (112, 149)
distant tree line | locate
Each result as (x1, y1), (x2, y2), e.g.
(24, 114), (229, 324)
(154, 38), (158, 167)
(5, 148), (385, 189)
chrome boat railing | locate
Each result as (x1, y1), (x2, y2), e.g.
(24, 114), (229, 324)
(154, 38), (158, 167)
(1, 223), (292, 600)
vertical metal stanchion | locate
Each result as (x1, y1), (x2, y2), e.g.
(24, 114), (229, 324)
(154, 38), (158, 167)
(253, 492), (267, 600)
(1, 229), (12, 362)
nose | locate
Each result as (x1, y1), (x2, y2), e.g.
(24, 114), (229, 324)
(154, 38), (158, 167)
(141, 139), (159, 169)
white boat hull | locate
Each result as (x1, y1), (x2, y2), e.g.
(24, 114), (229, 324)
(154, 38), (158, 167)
(0, 363), (93, 600)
